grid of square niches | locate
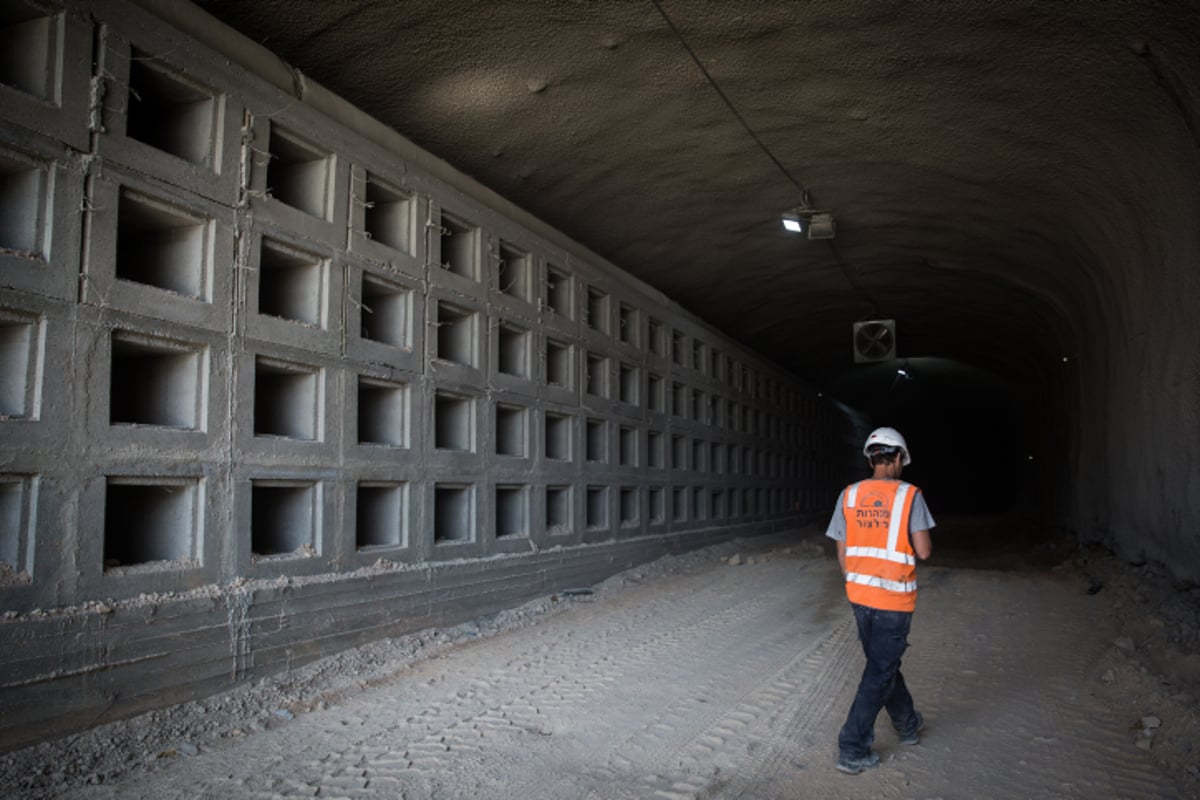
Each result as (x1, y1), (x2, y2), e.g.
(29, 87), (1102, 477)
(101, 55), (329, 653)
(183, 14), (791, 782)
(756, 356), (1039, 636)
(0, 3), (817, 586)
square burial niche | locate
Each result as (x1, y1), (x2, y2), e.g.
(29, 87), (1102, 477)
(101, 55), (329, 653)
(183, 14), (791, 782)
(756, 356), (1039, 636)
(439, 213), (478, 280)
(363, 174), (414, 254)
(618, 303), (638, 346)
(672, 330), (687, 367)
(672, 382), (687, 418)
(692, 487), (707, 521)
(254, 357), (320, 441)
(497, 241), (531, 302)
(110, 331), (204, 430)
(586, 287), (609, 334)
(0, 5), (58, 101)
(434, 483), (473, 544)
(436, 301), (477, 367)
(619, 487), (639, 527)
(691, 389), (706, 423)
(545, 265), (571, 318)
(647, 317), (664, 357)
(0, 315), (35, 418)
(116, 188), (211, 300)
(647, 430), (664, 469)
(360, 272), (411, 348)
(497, 323), (530, 378)
(266, 124), (331, 219)
(357, 376), (408, 447)
(104, 478), (198, 569)
(126, 49), (217, 168)
(0, 150), (47, 255)
(672, 487), (687, 522)
(646, 373), (664, 413)
(545, 338), (571, 389)
(251, 481), (317, 557)
(711, 489), (725, 519)
(495, 403), (527, 457)
(495, 484), (528, 539)
(258, 239), (326, 328)
(648, 487), (665, 525)
(545, 485), (572, 534)
(710, 442), (725, 473)
(585, 417), (607, 463)
(0, 478), (25, 570)
(692, 439), (706, 472)
(585, 352), (609, 398)
(356, 482), (406, 549)
(434, 390), (474, 451)
(618, 362), (638, 406)
(672, 434), (686, 470)
(619, 425), (638, 467)
(586, 485), (608, 530)
(692, 340), (706, 374)
(544, 412), (571, 461)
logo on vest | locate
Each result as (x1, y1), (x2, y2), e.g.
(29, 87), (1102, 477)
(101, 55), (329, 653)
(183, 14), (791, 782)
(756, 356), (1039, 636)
(854, 490), (891, 530)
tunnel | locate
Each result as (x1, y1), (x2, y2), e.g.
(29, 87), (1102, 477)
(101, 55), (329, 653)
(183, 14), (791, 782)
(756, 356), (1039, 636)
(0, 0), (1198, 796)
(182, 0), (1200, 575)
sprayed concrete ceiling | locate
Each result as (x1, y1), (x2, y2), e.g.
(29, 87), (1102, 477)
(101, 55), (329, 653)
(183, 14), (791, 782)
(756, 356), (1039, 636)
(190, 0), (1196, 389)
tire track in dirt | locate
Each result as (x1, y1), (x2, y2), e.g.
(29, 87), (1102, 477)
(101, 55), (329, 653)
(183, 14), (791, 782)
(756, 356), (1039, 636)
(368, 558), (839, 800)
(625, 616), (858, 800)
(170, 557), (833, 800)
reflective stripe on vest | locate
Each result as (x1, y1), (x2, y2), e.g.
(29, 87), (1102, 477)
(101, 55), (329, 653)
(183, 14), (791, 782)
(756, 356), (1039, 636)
(845, 571), (919, 593)
(844, 545), (915, 566)
(843, 480), (918, 611)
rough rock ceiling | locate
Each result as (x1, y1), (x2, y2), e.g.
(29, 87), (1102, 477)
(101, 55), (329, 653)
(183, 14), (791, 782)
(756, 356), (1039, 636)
(193, 0), (1199, 393)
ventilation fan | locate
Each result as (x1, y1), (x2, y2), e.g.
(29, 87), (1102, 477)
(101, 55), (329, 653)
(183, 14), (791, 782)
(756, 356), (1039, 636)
(853, 320), (896, 363)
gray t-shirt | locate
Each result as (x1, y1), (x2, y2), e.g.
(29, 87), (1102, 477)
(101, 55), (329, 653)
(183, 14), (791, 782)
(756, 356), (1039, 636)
(825, 483), (935, 542)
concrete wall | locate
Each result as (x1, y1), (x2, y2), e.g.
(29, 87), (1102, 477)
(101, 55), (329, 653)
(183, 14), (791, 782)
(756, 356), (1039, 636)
(0, 0), (856, 750)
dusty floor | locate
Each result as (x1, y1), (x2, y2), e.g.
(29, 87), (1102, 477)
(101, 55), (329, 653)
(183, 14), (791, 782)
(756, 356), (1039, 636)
(2, 525), (1198, 799)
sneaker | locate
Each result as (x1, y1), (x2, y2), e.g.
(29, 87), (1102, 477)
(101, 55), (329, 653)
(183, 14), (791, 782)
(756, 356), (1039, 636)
(835, 751), (880, 775)
(898, 711), (925, 745)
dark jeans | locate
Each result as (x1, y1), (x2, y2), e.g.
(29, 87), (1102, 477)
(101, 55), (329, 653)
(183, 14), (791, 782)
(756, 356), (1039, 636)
(838, 602), (920, 759)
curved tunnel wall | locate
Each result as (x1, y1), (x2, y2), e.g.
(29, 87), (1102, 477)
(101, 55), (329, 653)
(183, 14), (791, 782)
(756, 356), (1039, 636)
(1073, 145), (1200, 578)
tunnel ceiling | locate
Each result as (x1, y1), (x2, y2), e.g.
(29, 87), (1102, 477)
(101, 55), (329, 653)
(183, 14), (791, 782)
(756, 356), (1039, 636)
(191, 0), (1199, 392)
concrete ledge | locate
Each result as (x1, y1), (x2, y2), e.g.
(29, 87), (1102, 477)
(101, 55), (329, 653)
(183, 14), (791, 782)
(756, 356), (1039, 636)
(0, 518), (811, 752)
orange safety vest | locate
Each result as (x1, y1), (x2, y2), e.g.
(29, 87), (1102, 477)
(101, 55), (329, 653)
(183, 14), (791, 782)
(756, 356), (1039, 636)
(842, 479), (920, 612)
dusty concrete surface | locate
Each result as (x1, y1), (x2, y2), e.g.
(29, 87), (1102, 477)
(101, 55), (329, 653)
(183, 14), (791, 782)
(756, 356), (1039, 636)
(4, 527), (1196, 799)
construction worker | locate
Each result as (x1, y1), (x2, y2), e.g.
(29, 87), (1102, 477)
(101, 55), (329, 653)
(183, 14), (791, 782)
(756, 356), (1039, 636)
(826, 427), (935, 775)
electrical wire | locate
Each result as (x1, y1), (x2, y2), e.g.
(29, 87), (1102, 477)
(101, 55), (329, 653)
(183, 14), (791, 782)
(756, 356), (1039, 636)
(649, 0), (881, 317)
(648, 0), (808, 198)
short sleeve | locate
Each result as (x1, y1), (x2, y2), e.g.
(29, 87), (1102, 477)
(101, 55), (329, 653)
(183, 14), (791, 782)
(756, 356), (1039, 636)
(825, 489), (847, 542)
(909, 491), (935, 532)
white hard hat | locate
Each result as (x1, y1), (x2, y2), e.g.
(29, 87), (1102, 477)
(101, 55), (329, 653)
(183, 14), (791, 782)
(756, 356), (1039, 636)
(863, 427), (911, 466)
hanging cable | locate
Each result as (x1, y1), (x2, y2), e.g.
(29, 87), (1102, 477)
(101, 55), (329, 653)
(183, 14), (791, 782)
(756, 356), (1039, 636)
(648, 0), (808, 198)
(649, 0), (880, 316)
